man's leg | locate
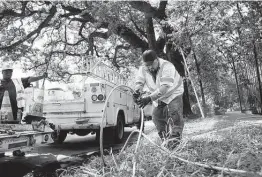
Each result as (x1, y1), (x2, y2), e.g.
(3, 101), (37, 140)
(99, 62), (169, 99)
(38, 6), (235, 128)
(166, 94), (184, 148)
(152, 104), (168, 140)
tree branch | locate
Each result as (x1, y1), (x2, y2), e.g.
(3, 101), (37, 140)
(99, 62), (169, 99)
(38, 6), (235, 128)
(50, 51), (83, 57)
(0, 6), (57, 51)
(158, 1), (168, 15)
(59, 39), (86, 46)
(236, 2), (245, 23)
(113, 44), (131, 69)
(79, 22), (89, 40)
(0, 1), (37, 19)
(94, 45), (100, 57)
(61, 4), (96, 24)
(62, 4), (146, 51)
(116, 24), (148, 50)
(128, 11), (147, 38)
(89, 31), (109, 39)
(129, 1), (167, 19)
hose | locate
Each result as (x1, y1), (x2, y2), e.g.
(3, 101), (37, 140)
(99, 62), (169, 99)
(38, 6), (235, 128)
(132, 107), (144, 177)
(100, 84), (141, 166)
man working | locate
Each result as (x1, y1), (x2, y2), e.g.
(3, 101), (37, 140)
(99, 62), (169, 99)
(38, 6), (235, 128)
(0, 62), (47, 122)
(134, 50), (184, 149)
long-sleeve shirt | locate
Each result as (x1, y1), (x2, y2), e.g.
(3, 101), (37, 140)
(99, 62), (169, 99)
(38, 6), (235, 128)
(135, 58), (184, 106)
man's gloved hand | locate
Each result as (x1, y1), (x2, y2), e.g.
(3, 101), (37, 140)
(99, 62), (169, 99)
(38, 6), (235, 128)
(133, 90), (140, 103)
(137, 96), (151, 108)
(42, 72), (48, 78)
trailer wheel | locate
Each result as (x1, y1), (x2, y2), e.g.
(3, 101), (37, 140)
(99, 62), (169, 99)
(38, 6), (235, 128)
(51, 131), (67, 144)
(115, 117), (124, 143)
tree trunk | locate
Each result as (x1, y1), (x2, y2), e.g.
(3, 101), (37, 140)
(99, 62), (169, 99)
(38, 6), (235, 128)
(189, 37), (206, 108)
(165, 43), (193, 116)
(183, 79), (193, 116)
(231, 56), (243, 112)
(142, 4), (193, 116)
(145, 15), (157, 51)
(253, 41), (262, 113)
(192, 51), (206, 107)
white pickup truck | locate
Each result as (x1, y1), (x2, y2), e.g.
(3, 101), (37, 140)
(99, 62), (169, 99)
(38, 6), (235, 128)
(40, 61), (142, 144)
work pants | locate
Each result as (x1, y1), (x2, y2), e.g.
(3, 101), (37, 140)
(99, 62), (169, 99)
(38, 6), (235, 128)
(152, 94), (184, 138)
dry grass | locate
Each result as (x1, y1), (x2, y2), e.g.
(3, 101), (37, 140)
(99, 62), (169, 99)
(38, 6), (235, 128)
(60, 122), (262, 177)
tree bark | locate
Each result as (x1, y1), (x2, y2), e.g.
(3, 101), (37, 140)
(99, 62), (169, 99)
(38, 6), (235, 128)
(165, 43), (193, 115)
(231, 55), (243, 112)
(192, 52), (206, 107)
(253, 41), (262, 113)
(145, 15), (157, 51)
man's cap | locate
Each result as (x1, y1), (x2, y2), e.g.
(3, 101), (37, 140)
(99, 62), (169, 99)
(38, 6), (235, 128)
(2, 62), (13, 71)
(142, 50), (157, 62)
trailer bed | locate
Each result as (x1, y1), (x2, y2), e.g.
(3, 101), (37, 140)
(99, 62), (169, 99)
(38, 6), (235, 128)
(0, 123), (53, 153)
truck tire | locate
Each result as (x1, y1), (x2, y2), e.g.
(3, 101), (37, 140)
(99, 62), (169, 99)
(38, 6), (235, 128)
(95, 127), (115, 143)
(51, 131), (67, 144)
(115, 117), (124, 143)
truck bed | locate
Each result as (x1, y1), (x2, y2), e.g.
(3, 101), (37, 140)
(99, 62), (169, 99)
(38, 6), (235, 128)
(44, 99), (86, 113)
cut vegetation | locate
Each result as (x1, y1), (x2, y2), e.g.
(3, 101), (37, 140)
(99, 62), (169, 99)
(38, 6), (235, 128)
(59, 113), (262, 177)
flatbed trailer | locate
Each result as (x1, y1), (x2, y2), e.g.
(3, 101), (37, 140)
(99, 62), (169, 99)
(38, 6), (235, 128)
(0, 122), (53, 154)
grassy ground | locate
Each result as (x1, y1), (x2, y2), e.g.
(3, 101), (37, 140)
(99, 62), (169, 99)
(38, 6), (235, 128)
(61, 112), (262, 177)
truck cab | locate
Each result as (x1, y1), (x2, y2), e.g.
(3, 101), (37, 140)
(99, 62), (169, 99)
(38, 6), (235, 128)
(42, 61), (142, 144)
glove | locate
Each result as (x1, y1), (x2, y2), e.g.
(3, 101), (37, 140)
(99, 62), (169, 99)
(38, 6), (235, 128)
(43, 72), (48, 78)
(137, 96), (151, 108)
(133, 90), (140, 103)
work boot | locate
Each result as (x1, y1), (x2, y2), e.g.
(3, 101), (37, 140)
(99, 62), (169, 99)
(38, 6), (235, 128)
(166, 133), (181, 150)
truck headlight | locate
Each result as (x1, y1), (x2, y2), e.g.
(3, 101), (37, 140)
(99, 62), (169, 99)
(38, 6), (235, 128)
(91, 95), (97, 101)
(98, 94), (104, 101)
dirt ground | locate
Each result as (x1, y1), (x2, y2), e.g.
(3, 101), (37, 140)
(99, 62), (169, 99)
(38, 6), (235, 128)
(183, 111), (262, 141)
(144, 111), (262, 142)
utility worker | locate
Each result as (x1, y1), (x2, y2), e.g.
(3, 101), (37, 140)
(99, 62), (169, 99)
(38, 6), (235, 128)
(0, 62), (47, 122)
(134, 50), (184, 149)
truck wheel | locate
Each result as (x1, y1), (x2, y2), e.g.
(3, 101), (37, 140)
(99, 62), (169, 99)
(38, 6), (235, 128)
(115, 117), (124, 143)
(96, 128), (115, 143)
(51, 131), (67, 144)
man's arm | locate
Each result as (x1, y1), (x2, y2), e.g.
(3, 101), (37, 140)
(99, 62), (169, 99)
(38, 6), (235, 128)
(134, 67), (146, 92)
(150, 84), (170, 101)
(28, 73), (48, 83)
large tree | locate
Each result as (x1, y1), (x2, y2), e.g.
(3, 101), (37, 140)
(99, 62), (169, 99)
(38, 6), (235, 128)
(0, 1), (194, 115)
(1, 1), (262, 115)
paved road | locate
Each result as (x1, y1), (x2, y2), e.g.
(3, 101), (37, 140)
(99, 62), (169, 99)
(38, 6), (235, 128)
(0, 122), (155, 177)
(31, 121), (155, 157)
(31, 127), (139, 156)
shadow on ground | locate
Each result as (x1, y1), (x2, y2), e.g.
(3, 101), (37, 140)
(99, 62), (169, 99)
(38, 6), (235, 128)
(0, 131), (140, 177)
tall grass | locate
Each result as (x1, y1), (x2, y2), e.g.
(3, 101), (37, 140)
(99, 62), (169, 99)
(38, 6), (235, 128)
(61, 124), (262, 177)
